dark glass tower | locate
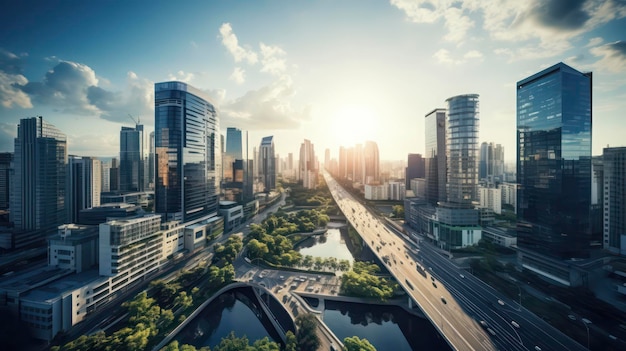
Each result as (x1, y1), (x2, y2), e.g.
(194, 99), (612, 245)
(225, 127), (243, 160)
(119, 124), (144, 192)
(10, 116), (67, 231)
(405, 153), (425, 189)
(154, 81), (221, 222)
(259, 136), (275, 192)
(424, 108), (447, 205)
(517, 62), (592, 259)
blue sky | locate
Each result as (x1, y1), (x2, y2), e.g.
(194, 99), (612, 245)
(1, 0), (625, 161)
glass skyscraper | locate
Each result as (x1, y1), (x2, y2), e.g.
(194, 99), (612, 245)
(446, 94), (479, 206)
(10, 116), (67, 231)
(424, 108), (447, 205)
(517, 62), (592, 259)
(154, 81), (221, 222)
(259, 136), (275, 192)
(119, 124), (144, 192)
(225, 127), (243, 160)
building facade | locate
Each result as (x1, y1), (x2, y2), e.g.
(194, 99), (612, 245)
(424, 108), (447, 205)
(362, 141), (380, 185)
(517, 62), (592, 259)
(67, 156), (101, 224)
(299, 139), (317, 189)
(10, 117), (67, 232)
(154, 81), (221, 222)
(406, 153), (425, 190)
(119, 124), (144, 192)
(603, 147), (626, 254)
(259, 136), (276, 192)
(445, 94), (479, 205)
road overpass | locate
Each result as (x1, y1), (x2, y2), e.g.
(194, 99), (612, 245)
(324, 171), (588, 351)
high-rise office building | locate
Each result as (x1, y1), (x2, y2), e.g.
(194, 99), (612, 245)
(603, 147), (626, 254)
(324, 148), (330, 170)
(480, 142), (505, 182)
(299, 139), (317, 189)
(338, 146), (347, 179)
(405, 153), (425, 189)
(225, 127), (243, 160)
(0, 153), (12, 210)
(10, 116), (67, 231)
(259, 136), (275, 192)
(424, 108), (447, 205)
(446, 94), (479, 205)
(67, 156), (101, 223)
(154, 81), (221, 222)
(353, 143), (363, 183)
(148, 131), (155, 190)
(109, 158), (119, 192)
(363, 141), (379, 185)
(119, 124), (144, 192)
(517, 62), (592, 259)
(100, 160), (111, 193)
(479, 142), (492, 180)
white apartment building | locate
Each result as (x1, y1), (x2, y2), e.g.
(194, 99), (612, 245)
(479, 186), (502, 215)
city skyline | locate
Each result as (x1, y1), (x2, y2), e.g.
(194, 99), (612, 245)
(0, 1), (625, 161)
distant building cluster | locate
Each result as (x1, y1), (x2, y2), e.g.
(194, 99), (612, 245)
(0, 80), (322, 342)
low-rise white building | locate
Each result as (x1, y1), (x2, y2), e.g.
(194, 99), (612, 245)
(500, 182), (518, 213)
(478, 186), (502, 214)
(365, 184), (387, 200)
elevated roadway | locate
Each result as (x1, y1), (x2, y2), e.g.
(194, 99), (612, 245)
(324, 171), (587, 351)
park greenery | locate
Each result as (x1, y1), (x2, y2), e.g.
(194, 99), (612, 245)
(340, 262), (398, 301)
(343, 336), (377, 351)
(161, 331), (292, 351)
(294, 313), (321, 351)
(391, 205), (404, 218)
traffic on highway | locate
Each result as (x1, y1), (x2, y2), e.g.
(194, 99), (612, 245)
(324, 171), (588, 351)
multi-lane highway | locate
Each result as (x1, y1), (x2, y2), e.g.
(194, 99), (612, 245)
(324, 172), (588, 351)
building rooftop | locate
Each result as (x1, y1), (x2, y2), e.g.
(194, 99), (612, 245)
(20, 269), (104, 303)
(0, 266), (72, 295)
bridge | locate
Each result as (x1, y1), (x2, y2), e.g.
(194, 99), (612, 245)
(324, 171), (588, 351)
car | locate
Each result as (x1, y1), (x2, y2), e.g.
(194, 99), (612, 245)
(279, 275), (285, 280)
(511, 321), (520, 328)
(497, 299), (505, 306)
(259, 274), (265, 279)
(487, 328), (496, 336)
(480, 320), (488, 328)
(568, 314), (576, 320)
(440, 296), (447, 304)
(459, 274), (465, 278)
(534, 346), (542, 351)
(432, 282), (437, 288)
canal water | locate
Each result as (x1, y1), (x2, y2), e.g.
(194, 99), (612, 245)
(173, 287), (281, 349)
(323, 300), (452, 351)
(296, 227), (354, 263)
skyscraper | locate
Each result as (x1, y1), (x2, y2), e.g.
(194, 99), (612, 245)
(0, 153), (12, 210)
(225, 127), (243, 160)
(602, 147), (626, 254)
(446, 94), (479, 205)
(148, 131), (155, 190)
(479, 142), (505, 182)
(10, 116), (67, 231)
(424, 108), (447, 205)
(363, 141), (379, 185)
(154, 81), (221, 222)
(259, 136), (275, 192)
(67, 156), (101, 223)
(517, 62), (592, 259)
(119, 124), (144, 192)
(299, 139), (317, 189)
(406, 153), (425, 189)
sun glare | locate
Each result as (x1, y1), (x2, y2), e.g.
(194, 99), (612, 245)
(331, 104), (379, 147)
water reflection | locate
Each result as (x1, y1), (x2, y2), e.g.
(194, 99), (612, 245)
(323, 300), (451, 351)
(174, 288), (280, 348)
(296, 227), (354, 262)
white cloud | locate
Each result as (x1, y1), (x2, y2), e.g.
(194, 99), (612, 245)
(221, 76), (311, 130)
(392, 0), (626, 59)
(190, 41), (199, 49)
(260, 43), (287, 76)
(434, 48), (483, 64)
(590, 41), (626, 73)
(0, 70), (31, 108)
(218, 23), (258, 64)
(586, 37), (603, 47)
(229, 67), (246, 84)
(167, 70), (194, 83)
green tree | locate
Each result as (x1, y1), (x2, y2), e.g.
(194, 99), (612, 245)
(150, 280), (180, 307)
(284, 331), (298, 351)
(391, 205), (404, 218)
(295, 314), (320, 351)
(343, 336), (377, 351)
(247, 239), (269, 259)
(174, 291), (193, 310)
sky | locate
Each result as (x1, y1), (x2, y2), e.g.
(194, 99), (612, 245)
(0, 0), (625, 162)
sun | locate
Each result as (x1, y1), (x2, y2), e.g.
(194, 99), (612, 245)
(331, 104), (379, 147)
